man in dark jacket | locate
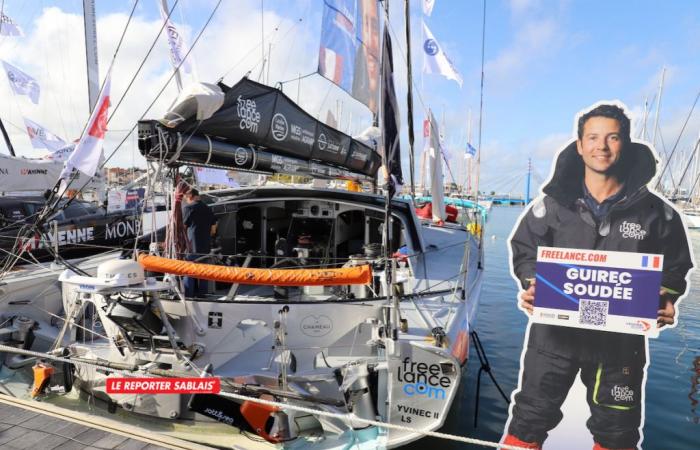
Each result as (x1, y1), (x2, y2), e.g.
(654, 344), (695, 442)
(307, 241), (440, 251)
(503, 104), (693, 450)
(183, 188), (217, 297)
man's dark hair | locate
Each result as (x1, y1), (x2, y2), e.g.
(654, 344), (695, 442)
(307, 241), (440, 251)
(189, 188), (199, 197)
(577, 104), (631, 143)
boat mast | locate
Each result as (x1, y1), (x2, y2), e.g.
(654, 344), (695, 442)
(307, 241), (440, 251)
(651, 67), (665, 148)
(380, 0), (398, 340)
(474, 0), (486, 214)
(83, 0), (100, 113)
(640, 96), (649, 140)
(404, 0), (416, 201)
(466, 109), (472, 196)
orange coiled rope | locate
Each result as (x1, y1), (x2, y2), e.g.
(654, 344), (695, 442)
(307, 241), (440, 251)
(138, 254), (372, 286)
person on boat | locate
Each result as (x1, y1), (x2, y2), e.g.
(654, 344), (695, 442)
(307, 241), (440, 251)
(503, 103), (693, 450)
(182, 187), (217, 297)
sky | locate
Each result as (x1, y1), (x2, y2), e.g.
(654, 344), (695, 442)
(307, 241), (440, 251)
(1, 0), (700, 195)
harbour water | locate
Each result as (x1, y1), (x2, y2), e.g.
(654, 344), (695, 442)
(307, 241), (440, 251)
(407, 205), (700, 449)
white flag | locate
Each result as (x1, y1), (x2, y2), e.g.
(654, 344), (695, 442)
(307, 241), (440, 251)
(23, 118), (66, 151)
(62, 71), (111, 178)
(423, 0), (435, 16)
(0, 12), (23, 36)
(422, 21), (463, 87)
(2, 61), (40, 104)
(427, 111), (446, 222)
(158, 1), (195, 78)
(44, 143), (76, 162)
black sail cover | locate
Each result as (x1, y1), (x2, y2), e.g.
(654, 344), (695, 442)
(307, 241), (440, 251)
(165, 78), (381, 178)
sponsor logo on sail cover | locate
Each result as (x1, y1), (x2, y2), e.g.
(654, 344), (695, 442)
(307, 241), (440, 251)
(271, 113), (289, 141)
(236, 96), (261, 133)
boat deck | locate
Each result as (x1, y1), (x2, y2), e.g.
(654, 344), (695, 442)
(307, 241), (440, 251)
(0, 395), (213, 450)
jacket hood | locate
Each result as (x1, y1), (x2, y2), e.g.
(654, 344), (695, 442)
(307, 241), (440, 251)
(542, 140), (658, 207)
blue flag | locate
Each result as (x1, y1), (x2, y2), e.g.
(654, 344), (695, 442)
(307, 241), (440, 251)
(466, 142), (477, 157)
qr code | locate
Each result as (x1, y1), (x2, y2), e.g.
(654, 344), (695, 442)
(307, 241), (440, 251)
(579, 299), (609, 326)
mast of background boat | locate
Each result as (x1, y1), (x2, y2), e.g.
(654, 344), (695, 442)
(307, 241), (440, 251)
(651, 67), (665, 148)
(404, 0), (416, 201)
(83, 0), (100, 112)
(0, 119), (15, 156)
(640, 96), (649, 140)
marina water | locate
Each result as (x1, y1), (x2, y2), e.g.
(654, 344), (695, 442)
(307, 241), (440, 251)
(406, 206), (700, 449)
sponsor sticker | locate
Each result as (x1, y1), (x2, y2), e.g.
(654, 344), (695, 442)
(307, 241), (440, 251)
(397, 357), (451, 400)
(300, 315), (333, 337)
(106, 377), (220, 394)
(271, 113), (289, 141)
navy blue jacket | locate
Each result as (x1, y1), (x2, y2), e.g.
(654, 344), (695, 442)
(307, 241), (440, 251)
(183, 200), (216, 255)
(511, 140), (693, 363)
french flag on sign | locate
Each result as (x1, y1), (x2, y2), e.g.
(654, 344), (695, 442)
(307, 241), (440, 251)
(641, 255), (661, 269)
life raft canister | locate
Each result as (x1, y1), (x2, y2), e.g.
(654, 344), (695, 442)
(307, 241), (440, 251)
(240, 400), (282, 442)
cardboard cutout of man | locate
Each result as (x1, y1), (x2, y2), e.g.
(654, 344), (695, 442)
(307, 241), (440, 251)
(502, 102), (693, 449)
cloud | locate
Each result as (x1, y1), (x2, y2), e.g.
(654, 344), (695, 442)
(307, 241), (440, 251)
(485, 18), (560, 89)
(509, 0), (542, 16)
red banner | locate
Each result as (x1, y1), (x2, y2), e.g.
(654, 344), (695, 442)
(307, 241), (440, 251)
(106, 377), (220, 394)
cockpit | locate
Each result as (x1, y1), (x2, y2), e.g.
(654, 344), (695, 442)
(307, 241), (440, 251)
(203, 195), (415, 301)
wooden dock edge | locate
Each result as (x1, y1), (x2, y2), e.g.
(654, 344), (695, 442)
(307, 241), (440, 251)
(0, 393), (216, 450)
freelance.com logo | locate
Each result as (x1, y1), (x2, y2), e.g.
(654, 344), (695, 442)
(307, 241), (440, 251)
(397, 357), (451, 400)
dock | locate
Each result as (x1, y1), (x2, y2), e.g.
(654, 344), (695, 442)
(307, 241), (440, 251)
(0, 395), (215, 450)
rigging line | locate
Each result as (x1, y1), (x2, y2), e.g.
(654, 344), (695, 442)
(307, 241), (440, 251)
(218, 16), (289, 83)
(0, 244), (57, 274)
(277, 71), (316, 87)
(672, 138), (700, 197)
(106, 0), (177, 124)
(29, 302), (111, 342)
(63, 0), (222, 197)
(655, 90), (700, 191)
(656, 125), (678, 190)
(45, 0), (71, 139)
(278, 17), (307, 84)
